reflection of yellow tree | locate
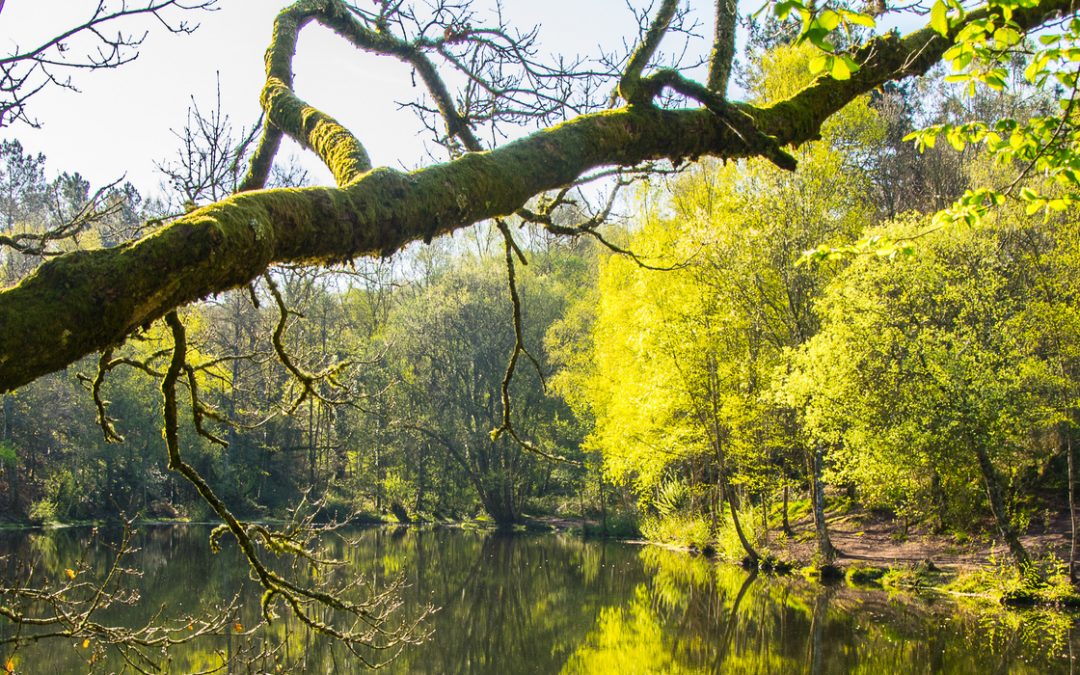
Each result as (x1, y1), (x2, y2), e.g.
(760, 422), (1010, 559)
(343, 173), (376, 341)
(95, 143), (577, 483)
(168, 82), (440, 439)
(563, 585), (690, 675)
(640, 546), (712, 615)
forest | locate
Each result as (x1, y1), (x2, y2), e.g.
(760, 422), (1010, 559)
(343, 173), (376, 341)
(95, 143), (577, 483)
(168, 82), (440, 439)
(3, 32), (1078, 576)
(3, 0), (1080, 669)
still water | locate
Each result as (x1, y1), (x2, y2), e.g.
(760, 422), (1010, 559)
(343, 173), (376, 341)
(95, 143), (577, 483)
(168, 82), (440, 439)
(0, 525), (1076, 673)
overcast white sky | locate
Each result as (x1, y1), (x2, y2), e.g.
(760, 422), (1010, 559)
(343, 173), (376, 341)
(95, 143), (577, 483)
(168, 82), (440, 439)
(0, 1), (653, 193)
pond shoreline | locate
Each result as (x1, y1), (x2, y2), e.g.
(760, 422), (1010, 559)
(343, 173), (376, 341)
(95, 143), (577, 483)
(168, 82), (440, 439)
(619, 506), (1080, 611)
(8, 511), (1080, 608)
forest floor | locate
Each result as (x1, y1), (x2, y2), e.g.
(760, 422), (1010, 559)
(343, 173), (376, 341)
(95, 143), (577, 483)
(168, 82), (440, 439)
(777, 507), (1074, 571)
(525, 508), (1075, 571)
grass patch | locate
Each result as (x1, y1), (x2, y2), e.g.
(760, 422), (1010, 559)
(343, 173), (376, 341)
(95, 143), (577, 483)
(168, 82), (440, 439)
(880, 562), (942, 591)
(946, 557), (1080, 607)
(846, 565), (887, 587)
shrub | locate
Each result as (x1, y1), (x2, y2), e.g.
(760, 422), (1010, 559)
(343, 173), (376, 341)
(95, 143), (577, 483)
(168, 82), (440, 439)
(28, 499), (57, 525)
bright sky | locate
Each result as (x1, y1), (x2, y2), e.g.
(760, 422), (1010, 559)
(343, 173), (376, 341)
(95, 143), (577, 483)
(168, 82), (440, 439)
(0, 0), (650, 193)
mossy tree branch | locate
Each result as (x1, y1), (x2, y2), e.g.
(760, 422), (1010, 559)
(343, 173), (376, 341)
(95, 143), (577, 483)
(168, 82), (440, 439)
(617, 0), (681, 104)
(258, 0), (373, 186)
(708, 0), (738, 94)
(0, 0), (1074, 394)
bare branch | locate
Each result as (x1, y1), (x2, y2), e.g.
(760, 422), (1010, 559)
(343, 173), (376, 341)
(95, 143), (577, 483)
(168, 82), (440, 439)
(0, 1), (218, 128)
(489, 220), (582, 466)
(160, 311), (430, 658)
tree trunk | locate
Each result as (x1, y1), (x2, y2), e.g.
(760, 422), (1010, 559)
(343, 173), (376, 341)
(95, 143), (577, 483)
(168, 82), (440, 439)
(782, 484), (793, 536)
(307, 398), (316, 487)
(1067, 428), (1076, 583)
(483, 489), (518, 529)
(972, 441), (1030, 567)
(599, 471), (607, 537)
(722, 477), (759, 565)
(809, 445), (836, 564)
(414, 452), (426, 516)
(2, 394), (14, 511)
(930, 469), (948, 534)
(761, 490), (769, 542)
(479, 466), (518, 528)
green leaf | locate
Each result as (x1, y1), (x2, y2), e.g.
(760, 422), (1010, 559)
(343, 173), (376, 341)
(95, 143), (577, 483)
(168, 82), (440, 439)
(830, 55), (853, 80)
(817, 9), (840, 31)
(983, 73), (1007, 90)
(993, 27), (1021, 47)
(843, 11), (876, 28)
(774, 0), (798, 20)
(931, 0), (949, 36)
(946, 129), (966, 151)
(801, 26), (836, 52)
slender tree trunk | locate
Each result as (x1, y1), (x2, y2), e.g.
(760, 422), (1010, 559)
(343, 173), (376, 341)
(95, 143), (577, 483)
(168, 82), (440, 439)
(782, 485), (793, 536)
(761, 491), (769, 543)
(716, 480), (725, 528)
(809, 445), (836, 564)
(307, 398), (316, 487)
(224, 318), (240, 490)
(1, 393), (8, 441)
(598, 471), (607, 537)
(579, 480), (586, 533)
(415, 452), (426, 516)
(2, 393), (14, 511)
(723, 477), (759, 565)
(972, 441), (1030, 567)
(930, 469), (948, 534)
(710, 480), (720, 534)
(1067, 428), (1076, 583)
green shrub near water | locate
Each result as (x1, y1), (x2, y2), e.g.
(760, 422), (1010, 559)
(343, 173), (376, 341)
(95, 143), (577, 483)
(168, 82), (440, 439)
(28, 498), (57, 525)
(846, 565), (887, 586)
(946, 556), (1080, 607)
(640, 513), (713, 551)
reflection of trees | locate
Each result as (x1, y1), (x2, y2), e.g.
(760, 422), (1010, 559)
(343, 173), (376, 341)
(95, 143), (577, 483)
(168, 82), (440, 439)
(569, 546), (1078, 674)
(393, 531), (636, 674)
(228, 527), (644, 673)
(0, 526), (256, 673)
(3, 527), (1078, 673)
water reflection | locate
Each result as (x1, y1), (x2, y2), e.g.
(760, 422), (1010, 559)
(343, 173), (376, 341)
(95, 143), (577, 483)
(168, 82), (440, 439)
(0, 526), (1075, 673)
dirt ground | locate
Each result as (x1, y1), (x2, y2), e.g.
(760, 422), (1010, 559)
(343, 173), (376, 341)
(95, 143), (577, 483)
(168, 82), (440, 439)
(777, 508), (1075, 570)
(530, 509), (1077, 571)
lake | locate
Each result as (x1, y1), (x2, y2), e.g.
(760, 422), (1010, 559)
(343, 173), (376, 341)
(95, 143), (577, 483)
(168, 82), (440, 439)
(0, 525), (1075, 673)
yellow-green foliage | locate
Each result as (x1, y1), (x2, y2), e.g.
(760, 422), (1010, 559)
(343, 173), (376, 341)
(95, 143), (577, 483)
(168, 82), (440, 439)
(639, 513), (714, 551)
(947, 556), (1080, 606)
(562, 45), (885, 530)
